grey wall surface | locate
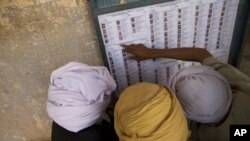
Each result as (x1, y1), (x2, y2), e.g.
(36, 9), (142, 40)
(0, 0), (102, 141)
(239, 11), (250, 77)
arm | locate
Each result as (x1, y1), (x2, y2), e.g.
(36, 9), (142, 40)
(121, 44), (212, 63)
(122, 44), (250, 91)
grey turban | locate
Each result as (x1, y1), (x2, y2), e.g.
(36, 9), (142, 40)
(169, 65), (232, 123)
(47, 62), (116, 132)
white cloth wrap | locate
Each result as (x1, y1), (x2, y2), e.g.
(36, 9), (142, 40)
(47, 62), (116, 132)
(169, 65), (232, 123)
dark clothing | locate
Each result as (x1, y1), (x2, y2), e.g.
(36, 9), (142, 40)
(190, 57), (250, 141)
(52, 121), (118, 141)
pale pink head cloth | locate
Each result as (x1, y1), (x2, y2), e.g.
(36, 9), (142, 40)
(169, 65), (232, 123)
(47, 62), (116, 132)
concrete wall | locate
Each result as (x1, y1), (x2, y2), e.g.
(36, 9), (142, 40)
(0, 0), (102, 141)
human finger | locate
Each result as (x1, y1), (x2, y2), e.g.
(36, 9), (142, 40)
(121, 44), (140, 48)
(128, 56), (139, 60)
(120, 44), (135, 48)
(123, 48), (135, 54)
(121, 44), (134, 52)
(120, 44), (128, 48)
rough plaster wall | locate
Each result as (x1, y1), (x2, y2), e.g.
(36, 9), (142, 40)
(0, 0), (102, 141)
(239, 11), (250, 77)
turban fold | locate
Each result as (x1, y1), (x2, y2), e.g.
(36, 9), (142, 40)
(114, 82), (190, 141)
(47, 62), (116, 132)
(169, 65), (232, 123)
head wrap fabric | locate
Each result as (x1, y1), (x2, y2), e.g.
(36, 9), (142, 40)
(169, 65), (232, 123)
(47, 62), (116, 132)
(114, 82), (190, 141)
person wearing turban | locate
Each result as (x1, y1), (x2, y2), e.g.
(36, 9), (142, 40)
(114, 82), (190, 141)
(121, 44), (250, 141)
(47, 62), (118, 141)
(169, 65), (232, 124)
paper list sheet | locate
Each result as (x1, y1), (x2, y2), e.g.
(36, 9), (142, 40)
(98, 0), (239, 95)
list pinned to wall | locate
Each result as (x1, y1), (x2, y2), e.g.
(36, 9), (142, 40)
(98, 0), (239, 95)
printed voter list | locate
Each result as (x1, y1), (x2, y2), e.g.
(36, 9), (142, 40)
(97, 0), (239, 95)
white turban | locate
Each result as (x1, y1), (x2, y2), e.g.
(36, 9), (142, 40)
(47, 62), (116, 132)
(169, 65), (232, 123)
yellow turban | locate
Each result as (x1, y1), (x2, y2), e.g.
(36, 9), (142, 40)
(114, 82), (190, 141)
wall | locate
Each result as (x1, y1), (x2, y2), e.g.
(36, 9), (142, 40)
(0, 0), (102, 141)
(239, 10), (250, 77)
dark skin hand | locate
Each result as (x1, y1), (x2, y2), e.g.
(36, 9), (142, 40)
(121, 44), (212, 63)
(121, 44), (227, 126)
